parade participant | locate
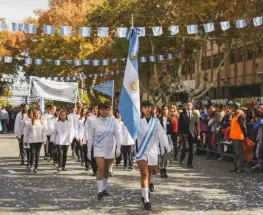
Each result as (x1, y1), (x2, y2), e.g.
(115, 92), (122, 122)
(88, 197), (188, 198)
(14, 104), (29, 163)
(178, 101), (200, 168)
(170, 105), (179, 161)
(52, 110), (74, 171)
(159, 105), (173, 178)
(24, 110), (46, 173)
(0, 106), (9, 133)
(88, 104), (121, 200)
(85, 105), (99, 176)
(50, 108), (61, 165)
(17, 109), (33, 167)
(114, 110), (123, 172)
(67, 107), (78, 159)
(229, 102), (248, 174)
(75, 108), (86, 166)
(42, 105), (53, 160)
(74, 107), (81, 161)
(136, 100), (169, 210)
(82, 111), (91, 171)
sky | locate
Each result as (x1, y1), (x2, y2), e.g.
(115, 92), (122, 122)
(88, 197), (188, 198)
(0, 0), (49, 21)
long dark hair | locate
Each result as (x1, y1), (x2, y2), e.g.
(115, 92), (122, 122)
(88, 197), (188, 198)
(141, 100), (154, 118)
(160, 104), (171, 118)
(97, 103), (110, 118)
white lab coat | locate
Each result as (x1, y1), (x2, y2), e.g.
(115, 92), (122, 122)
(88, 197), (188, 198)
(88, 116), (121, 159)
(42, 112), (53, 136)
(136, 117), (169, 165)
(24, 120), (46, 144)
(67, 113), (79, 138)
(52, 120), (74, 145)
(14, 112), (24, 137)
(76, 118), (85, 141)
(17, 116), (30, 149)
(83, 115), (97, 145)
(121, 123), (135, 146)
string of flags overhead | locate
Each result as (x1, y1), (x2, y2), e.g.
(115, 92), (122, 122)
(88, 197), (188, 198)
(1, 70), (124, 83)
(0, 17), (263, 37)
(0, 53), (182, 66)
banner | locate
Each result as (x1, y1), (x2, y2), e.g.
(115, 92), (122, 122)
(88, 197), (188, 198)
(29, 76), (78, 103)
(92, 80), (114, 97)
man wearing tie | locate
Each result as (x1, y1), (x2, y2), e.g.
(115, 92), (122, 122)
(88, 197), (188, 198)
(178, 101), (200, 168)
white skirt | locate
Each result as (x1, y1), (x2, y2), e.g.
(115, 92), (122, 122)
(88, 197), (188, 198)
(94, 146), (115, 159)
(136, 152), (158, 166)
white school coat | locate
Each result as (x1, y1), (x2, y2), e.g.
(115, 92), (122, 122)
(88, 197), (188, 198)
(24, 120), (46, 144)
(17, 116), (30, 149)
(121, 123), (135, 146)
(136, 117), (169, 165)
(52, 120), (74, 145)
(88, 116), (121, 159)
(14, 112), (24, 137)
(42, 112), (53, 136)
(76, 118), (85, 141)
(83, 115), (97, 145)
(67, 113), (79, 138)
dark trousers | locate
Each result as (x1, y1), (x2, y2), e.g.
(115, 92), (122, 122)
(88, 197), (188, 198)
(116, 146), (122, 165)
(180, 134), (194, 166)
(44, 136), (50, 158)
(29, 142), (42, 169)
(122, 145), (133, 167)
(91, 147), (97, 173)
(75, 140), (82, 160)
(171, 132), (178, 158)
(82, 144), (89, 168)
(19, 135), (26, 162)
(52, 143), (58, 164)
(71, 138), (80, 158)
(48, 140), (55, 160)
(233, 140), (244, 171)
(57, 145), (69, 168)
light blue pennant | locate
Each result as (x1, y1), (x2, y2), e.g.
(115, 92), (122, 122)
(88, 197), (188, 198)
(65, 60), (72, 64)
(55, 60), (61, 66)
(93, 60), (100, 66)
(11, 22), (23, 32)
(43, 25), (55, 35)
(169, 25), (179, 35)
(149, 56), (156, 62)
(167, 53), (174, 60)
(79, 27), (91, 37)
(140, 56), (147, 63)
(25, 58), (32, 65)
(220, 21), (230, 31)
(236, 19), (246, 28)
(102, 59), (109, 66)
(137, 27), (145, 37)
(253, 17), (263, 27)
(158, 55), (165, 61)
(0, 21), (6, 31)
(98, 27), (109, 37)
(25, 24), (37, 34)
(204, 23), (215, 33)
(35, 59), (42, 65)
(83, 60), (90, 65)
(4, 56), (12, 63)
(187, 24), (198, 34)
(152, 26), (163, 36)
(116, 27), (128, 38)
(74, 60), (82, 66)
(60, 26), (72, 36)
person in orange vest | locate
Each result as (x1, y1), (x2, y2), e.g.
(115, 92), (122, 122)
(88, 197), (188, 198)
(229, 102), (247, 174)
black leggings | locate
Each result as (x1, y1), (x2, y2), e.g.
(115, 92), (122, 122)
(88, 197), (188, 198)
(29, 142), (42, 169)
(57, 145), (69, 168)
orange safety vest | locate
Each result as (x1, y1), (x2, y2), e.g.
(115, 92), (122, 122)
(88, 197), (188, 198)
(229, 113), (244, 140)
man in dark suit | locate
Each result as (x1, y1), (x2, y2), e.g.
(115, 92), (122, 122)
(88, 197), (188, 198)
(178, 101), (200, 168)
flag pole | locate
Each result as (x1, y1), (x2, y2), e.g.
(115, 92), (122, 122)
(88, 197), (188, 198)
(111, 80), (115, 111)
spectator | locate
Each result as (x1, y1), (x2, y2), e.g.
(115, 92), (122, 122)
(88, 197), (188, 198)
(0, 106), (9, 133)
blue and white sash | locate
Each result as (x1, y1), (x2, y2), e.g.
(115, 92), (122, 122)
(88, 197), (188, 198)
(136, 118), (159, 159)
(94, 117), (114, 145)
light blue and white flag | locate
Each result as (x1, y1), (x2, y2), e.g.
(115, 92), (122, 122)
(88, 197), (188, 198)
(98, 27), (109, 37)
(55, 60), (61, 66)
(204, 23), (215, 33)
(25, 58), (32, 65)
(236, 19), (246, 28)
(74, 60), (82, 66)
(116, 27), (128, 38)
(11, 22), (23, 32)
(60, 77), (64, 81)
(158, 55), (165, 61)
(112, 58), (118, 63)
(65, 60), (72, 64)
(152, 26), (163, 36)
(0, 21), (6, 31)
(102, 59), (109, 66)
(118, 28), (140, 140)
(25, 24), (37, 34)
(167, 53), (174, 60)
(169, 25), (179, 35)
(137, 27), (145, 37)
(35, 59), (42, 65)
(93, 60), (100, 66)
(220, 21), (230, 31)
(43, 25), (55, 35)
(72, 76), (77, 81)
(83, 60), (90, 65)
(4, 56), (12, 63)
(60, 26), (72, 36)
(178, 52), (182, 58)
(66, 77), (71, 81)
(45, 59), (52, 62)
(92, 80), (114, 97)
(121, 58), (127, 62)
(140, 56), (147, 63)
(79, 27), (91, 37)
(187, 24), (198, 34)
(149, 56), (156, 62)
(253, 17), (263, 27)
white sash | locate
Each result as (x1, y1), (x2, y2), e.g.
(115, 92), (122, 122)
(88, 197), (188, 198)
(136, 118), (158, 159)
(94, 117), (114, 145)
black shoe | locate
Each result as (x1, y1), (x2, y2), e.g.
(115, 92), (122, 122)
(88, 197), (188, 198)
(187, 165), (194, 169)
(163, 169), (168, 178)
(179, 161), (183, 166)
(160, 169), (164, 178)
(235, 170), (245, 174)
(20, 161), (25, 166)
(229, 169), (237, 173)
(144, 202), (151, 210)
(62, 167), (66, 171)
(77, 158), (81, 162)
(149, 183), (154, 192)
(128, 166), (134, 170)
(92, 171), (97, 176)
(173, 157), (178, 161)
(33, 169), (38, 173)
(98, 192), (103, 200)
(57, 167), (62, 172)
(81, 161), (84, 166)
(109, 172), (113, 177)
(102, 190), (109, 196)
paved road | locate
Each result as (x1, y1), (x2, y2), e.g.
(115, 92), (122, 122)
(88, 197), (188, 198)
(0, 134), (263, 215)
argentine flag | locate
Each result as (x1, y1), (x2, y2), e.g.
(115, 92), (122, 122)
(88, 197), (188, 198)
(118, 28), (140, 140)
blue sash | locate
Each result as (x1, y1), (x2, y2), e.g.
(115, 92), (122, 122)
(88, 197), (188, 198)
(136, 118), (158, 159)
(94, 117), (114, 145)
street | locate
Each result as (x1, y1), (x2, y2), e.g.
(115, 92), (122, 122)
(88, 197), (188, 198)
(0, 134), (263, 215)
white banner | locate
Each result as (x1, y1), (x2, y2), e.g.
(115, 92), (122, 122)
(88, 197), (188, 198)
(29, 76), (78, 103)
